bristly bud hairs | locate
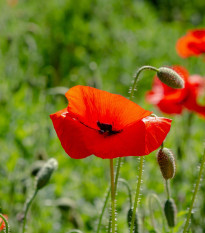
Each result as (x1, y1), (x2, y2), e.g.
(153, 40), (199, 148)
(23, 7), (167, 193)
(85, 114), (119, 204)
(157, 148), (176, 180)
(35, 158), (58, 190)
(157, 67), (185, 89)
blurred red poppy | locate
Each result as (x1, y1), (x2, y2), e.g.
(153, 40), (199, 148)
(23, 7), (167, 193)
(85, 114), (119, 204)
(176, 29), (205, 58)
(50, 86), (171, 159)
(146, 66), (205, 117)
(0, 215), (8, 231)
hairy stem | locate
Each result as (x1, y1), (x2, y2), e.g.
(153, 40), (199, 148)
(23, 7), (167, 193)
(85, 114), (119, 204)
(96, 187), (110, 233)
(165, 180), (170, 200)
(22, 189), (38, 233)
(129, 65), (159, 101)
(183, 148), (205, 233)
(130, 157), (144, 233)
(110, 159), (116, 233)
(114, 157), (122, 196)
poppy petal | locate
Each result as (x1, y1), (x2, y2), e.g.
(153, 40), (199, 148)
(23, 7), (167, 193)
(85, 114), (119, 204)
(65, 85), (151, 131)
(50, 108), (92, 159)
(142, 116), (172, 154)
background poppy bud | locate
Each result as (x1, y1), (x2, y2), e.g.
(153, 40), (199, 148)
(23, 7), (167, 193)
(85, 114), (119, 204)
(157, 148), (176, 180)
(127, 208), (140, 233)
(157, 67), (184, 89)
(35, 158), (58, 190)
(164, 199), (177, 227)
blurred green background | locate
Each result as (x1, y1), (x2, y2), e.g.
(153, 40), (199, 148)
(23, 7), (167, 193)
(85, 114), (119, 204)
(0, 0), (205, 232)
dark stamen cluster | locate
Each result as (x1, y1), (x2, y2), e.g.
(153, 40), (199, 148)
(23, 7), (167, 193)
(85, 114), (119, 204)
(97, 121), (121, 136)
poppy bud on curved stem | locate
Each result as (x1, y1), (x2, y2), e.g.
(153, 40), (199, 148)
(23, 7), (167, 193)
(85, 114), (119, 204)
(35, 158), (58, 190)
(157, 148), (176, 180)
(157, 67), (184, 89)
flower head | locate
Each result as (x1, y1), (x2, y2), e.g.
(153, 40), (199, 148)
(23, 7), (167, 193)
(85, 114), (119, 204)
(176, 29), (205, 58)
(50, 86), (171, 159)
(0, 215), (8, 231)
(146, 66), (205, 117)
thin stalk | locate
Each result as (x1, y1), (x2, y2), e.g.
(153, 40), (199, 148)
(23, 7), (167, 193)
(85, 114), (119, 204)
(110, 159), (116, 233)
(22, 189), (38, 233)
(114, 157), (122, 196)
(148, 193), (167, 233)
(97, 158), (122, 233)
(96, 187), (110, 233)
(129, 66), (159, 101)
(130, 157), (144, 233)
(183, 148), (205, 233)
(0, 213), (9, 233)
(165, 180), (170, 200)
(119, 178), (132, 208)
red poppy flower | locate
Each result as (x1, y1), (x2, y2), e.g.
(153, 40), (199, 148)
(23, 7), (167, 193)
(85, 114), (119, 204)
(0, 215), (8, 231)
(50, 86), (171, 159)
(176, 29), (205, 58)
(146, 66), (205, 117)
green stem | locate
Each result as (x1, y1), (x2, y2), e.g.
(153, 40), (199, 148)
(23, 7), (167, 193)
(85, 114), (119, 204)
(0, 213), (9, 233)
(96, 187), (110, 233)
(183, 148), (205, 233)
(22, 189), (38, 233)
(97, 158), (122, 233)
(165, 180), (170, 200)
(148, 193), (167, 233)
(129, 65), (159, 101)
(119, 178), (132, 208)
(130, 156), (144, 233)
(114, 157), (122, 196)
(110, 159), (116, 233)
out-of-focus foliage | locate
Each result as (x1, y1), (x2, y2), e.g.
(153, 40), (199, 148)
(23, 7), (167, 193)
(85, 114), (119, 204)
(0, 0), (205, 232)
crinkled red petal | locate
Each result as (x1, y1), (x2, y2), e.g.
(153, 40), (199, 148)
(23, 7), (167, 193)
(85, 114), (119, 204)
(50, 108), (92, 159)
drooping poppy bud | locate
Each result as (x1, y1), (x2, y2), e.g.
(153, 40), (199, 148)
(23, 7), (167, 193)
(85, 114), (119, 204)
(157, 67), (184, 89)
(164, 199), (177, 227)
(35, 158), (58, 190)
(127, 208), (140, 233)
(157, 148), (176, 180)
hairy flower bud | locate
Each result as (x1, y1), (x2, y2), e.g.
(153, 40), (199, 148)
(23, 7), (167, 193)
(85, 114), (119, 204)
(157, 67), (184, 89)
(164, 199), (177, 227)
(157, 148), (176, 180)
(36, 158), (58, 190)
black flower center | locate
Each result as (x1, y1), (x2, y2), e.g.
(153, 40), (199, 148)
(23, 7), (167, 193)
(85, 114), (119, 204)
(97, 121), (122, 136)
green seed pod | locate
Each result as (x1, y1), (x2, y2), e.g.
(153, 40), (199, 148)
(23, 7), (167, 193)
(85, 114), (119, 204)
(157, 148), (176, 180)
(157, 67), (184, 89)
(127, 208), (139, 233)
(164, 199), (177, 227)
(36, 158), (58, 190)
